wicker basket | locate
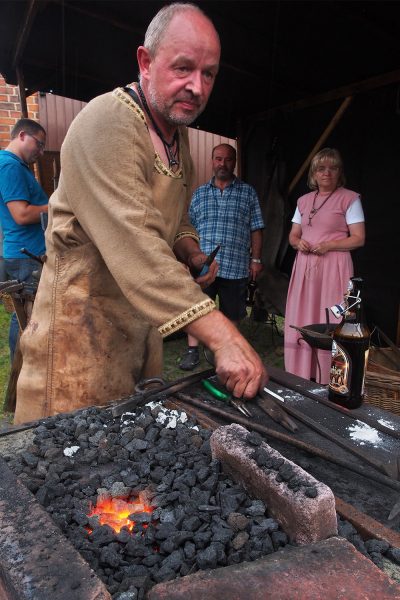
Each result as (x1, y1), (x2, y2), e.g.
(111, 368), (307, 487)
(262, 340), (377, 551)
(364, 347), (400, 414)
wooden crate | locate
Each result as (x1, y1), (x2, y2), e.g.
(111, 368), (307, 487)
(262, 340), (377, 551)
(365, 347), (400, 415)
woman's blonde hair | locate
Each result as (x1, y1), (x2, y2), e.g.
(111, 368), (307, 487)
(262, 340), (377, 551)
(307, 148), (346, 190)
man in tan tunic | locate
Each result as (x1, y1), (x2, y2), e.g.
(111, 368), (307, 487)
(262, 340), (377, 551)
(15, 2), (267, 424)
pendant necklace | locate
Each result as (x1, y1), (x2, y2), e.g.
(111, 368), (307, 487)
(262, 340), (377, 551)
(136, 83), (179, 171)
(308, 188), (336, 226)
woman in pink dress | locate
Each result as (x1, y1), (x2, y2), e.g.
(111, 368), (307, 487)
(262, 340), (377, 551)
(284, 148), (365, 384)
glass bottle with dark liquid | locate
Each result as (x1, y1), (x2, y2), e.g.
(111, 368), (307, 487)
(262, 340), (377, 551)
(328, 278), (370, 409)
(246, 280), (257, 307)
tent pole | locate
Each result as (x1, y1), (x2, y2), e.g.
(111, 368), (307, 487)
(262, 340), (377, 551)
(288, 96), (352, 194)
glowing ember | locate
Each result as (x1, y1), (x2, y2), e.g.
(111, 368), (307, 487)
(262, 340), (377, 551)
(87, 495), (154, 533)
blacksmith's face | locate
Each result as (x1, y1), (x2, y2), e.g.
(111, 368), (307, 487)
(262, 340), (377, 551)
(143, 12), (220, 126)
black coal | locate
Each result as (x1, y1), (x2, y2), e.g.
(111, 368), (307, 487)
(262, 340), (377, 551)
(3, 402), (399, 599)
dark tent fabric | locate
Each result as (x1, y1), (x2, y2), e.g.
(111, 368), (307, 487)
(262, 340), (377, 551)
(1, 1), (399, 338)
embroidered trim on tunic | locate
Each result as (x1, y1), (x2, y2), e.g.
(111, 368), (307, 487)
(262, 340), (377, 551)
(114, 87), (183, 180)
(158, 299), (216, 338)
(114, 87), (147, 125)
(173, 231), (200, 245)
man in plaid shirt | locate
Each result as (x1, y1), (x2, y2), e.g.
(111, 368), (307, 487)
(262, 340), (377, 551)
(179, 143), (264, 370)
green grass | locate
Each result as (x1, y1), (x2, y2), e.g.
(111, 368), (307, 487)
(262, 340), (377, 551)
(162, 310), (284, 381)
(0, 303), (12, 419)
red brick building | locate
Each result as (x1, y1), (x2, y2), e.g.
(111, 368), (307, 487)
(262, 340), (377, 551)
(0, 75), (39, 148)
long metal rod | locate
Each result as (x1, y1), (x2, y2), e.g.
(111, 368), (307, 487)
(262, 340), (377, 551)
(269, 372), (400, 441)
(174, 392), (400, 494)
(266, 398), (399, 479)
(111, 369), (215, 417)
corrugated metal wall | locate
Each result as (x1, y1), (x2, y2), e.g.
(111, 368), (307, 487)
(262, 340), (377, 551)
(38, 92), (237, 192)
(38, 93), (87, 152)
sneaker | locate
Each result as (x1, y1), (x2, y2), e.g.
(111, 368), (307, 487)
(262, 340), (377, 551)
(178, 347), (200, 371)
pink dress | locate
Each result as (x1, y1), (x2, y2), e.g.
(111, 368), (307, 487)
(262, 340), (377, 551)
(284, 187), (359, 384)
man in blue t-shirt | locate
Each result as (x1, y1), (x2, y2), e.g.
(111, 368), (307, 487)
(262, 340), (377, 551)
(0, 118), (48, 360)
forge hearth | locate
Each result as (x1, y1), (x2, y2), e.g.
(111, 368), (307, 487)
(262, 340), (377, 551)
(0, 404), (294, 598)
(87, 492), (154, 533)
(0, 454), (110, 600)
(1, 401), (400, 599)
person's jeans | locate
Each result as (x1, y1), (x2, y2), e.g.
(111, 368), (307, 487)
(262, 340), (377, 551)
(4, 258), (39, 363)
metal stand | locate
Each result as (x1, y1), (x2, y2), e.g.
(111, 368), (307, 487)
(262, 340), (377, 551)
(249, 305), (282, 347)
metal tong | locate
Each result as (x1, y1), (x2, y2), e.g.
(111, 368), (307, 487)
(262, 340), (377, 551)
(111, 369), (215, 417)
(202, 378), (252, 417)
(202, 347), (298, 431)
(257, 388), (298, 433)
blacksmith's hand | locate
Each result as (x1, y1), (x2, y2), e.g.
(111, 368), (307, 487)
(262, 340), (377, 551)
(214, 337), (268, 400)
(186, 311), (268, 399)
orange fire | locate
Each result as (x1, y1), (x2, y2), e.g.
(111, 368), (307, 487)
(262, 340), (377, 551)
(87, 495), (154, 534)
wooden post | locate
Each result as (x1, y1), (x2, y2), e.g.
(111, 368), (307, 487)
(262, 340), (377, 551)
(16, 65), (28, 118)
(3, 340), (23, 413)
(52, 157), (59, 191)
(288, 96), (353, 194)
(3, 296), (34, 413)
(236, 118), (242, 179)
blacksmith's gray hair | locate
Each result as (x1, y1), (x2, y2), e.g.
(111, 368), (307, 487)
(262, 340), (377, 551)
(144, 3), (209, 57)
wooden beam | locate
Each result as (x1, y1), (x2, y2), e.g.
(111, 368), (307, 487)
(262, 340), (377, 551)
(16, 65), (28, 118)
(12, 0), (40, 68)
(22, 56), (117, 88)
(253, 69), (400, 121)
(64, 0), (303, 93)
(236, 117), (243, 179)
(62, 0), (144, 36)
(288, 96), (353, 194)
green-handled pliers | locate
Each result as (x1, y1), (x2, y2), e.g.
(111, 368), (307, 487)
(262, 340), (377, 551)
(202, 378), (253, 417)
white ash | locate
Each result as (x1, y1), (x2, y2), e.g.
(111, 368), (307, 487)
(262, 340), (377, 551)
(283, 392), (304, 402)
(153, 405), (188, 429)
(309, 387), (326, 394)
(63, 445), (80, 457)
(377, 418), (396, 430)
(347, 421), (382, 446)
